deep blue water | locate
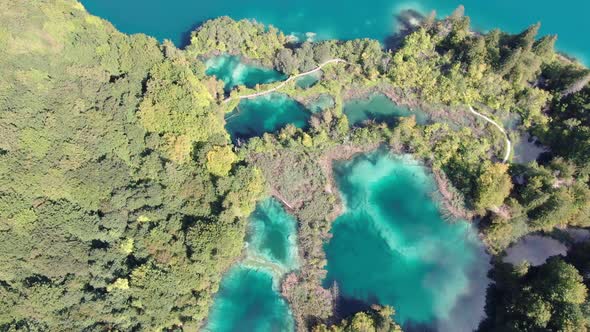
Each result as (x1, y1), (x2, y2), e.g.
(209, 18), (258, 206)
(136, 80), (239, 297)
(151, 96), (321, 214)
(82, 0), (589, 63)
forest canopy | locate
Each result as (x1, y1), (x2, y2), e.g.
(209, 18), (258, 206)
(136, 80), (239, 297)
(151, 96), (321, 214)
(1, 1), (590, 331)
(0, 1), (263, 330)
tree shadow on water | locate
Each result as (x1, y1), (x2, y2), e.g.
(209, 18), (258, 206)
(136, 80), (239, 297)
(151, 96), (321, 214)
(179, 19), (210, 49)
(403, 320), (437, 332)
(333, 295), (374, 322)
(384, 9), (430, 51)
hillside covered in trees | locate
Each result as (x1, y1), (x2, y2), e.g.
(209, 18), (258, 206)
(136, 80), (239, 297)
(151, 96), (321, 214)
(0, 1), (263, 330)
(1, 1), (590, 331)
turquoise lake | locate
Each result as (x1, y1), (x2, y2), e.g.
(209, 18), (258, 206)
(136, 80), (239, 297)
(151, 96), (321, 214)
(204, 198), (297, 332)
(82, 0), (589, 64)
(324, 150), (490, 331)
(205, 55), (285, 92)
(204, 266), (294, 332)
(308, 94), (335, 114)
(344, 93), (429, 126)
(246, 198), (299, 272)
(295, 72), (321, 89)
(225, 93), (311, 141)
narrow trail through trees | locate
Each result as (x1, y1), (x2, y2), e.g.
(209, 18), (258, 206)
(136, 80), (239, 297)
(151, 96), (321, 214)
(469, 106), (511, 163)
(221, 58), (511, 163)
(223, 59), (347, 103)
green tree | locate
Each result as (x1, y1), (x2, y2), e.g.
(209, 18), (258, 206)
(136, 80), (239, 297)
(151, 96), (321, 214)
(474, 162), (513, 212)
(138, 60), (225, 145)
(206, 145), (238, 176)
(534, 258), (587, 305)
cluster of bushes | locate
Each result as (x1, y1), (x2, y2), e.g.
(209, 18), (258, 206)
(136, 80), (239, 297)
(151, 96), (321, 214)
(186, 16), (287, 66)
(312, 305), (402, 332)
(481, 258), (588, 331)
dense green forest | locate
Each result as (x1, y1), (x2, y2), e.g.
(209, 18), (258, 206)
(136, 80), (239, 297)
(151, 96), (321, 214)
(481, 257), (588, 331)
(0, 1), (263, 330)
(1, 1), (590, 331)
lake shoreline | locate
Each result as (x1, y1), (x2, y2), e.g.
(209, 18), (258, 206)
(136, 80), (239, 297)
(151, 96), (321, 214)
(320, 148), (491, 330)
(315, 143), (475, 225)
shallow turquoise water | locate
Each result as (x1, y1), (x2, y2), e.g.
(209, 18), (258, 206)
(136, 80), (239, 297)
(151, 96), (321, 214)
(295, 72), (321, 89)
(82, 0), (589, 63)
(324, 150), (490, 330)
(204, 265), (294, 332)
(344, 93), (429, 126)
(205, 55), (285, 92)
(308, 94), (335, 113)
(225, 93), (311, 141)
(247, 198), (299, 271)
(205, 198), (298, 332)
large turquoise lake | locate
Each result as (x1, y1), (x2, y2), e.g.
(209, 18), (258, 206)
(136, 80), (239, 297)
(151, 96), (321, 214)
(324, 150), (490, 331)
(82, 0), (589, 63)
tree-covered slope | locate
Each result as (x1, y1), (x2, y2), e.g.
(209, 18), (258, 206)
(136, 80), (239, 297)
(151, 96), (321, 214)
(2, 1), (590, 331)
(0, 1), (263, 330)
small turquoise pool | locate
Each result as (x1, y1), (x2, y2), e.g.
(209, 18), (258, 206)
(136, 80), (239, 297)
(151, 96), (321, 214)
(225, 93), (312, 141)
(205, 55), (286, 92)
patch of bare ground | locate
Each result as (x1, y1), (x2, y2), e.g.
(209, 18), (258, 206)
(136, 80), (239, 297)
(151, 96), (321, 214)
(489, 204), (512, 220)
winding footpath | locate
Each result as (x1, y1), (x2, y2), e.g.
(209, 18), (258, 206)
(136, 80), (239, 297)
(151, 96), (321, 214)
(223, 58), (347, 103)
(220, 58), (510, 163)
(469, 106), (511, 163)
